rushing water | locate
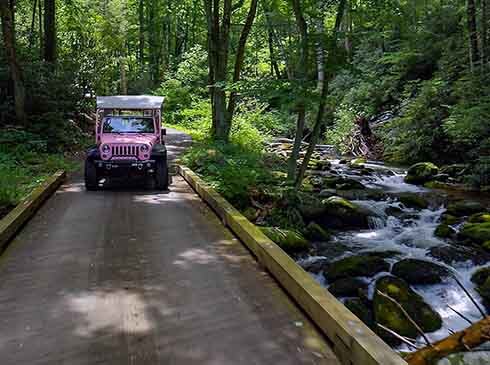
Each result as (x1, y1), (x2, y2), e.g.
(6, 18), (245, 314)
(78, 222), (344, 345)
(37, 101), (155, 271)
(299, 159), (490, 350)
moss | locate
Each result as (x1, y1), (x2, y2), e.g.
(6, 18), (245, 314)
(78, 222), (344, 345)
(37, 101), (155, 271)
(304, 222), (331, 241)
(441, 214), (459, 225)
(328, 278), (367, 297)
(471, 267), (490, 286)
(374, 276), (442, 338)
(404, 162), (439, 185)
(460, 222), (490, 245)
(345, 298), (374, 328)
(324, 255), (390, 281)
(468, 212), (490, 223)
(320, 196), (371, 229)
(446, 201), (486, 217)
(435, 223), (453, 238)
(259, 226), (309, 253)
(391, 259), (449, 284)
(398, 193), (429, 209)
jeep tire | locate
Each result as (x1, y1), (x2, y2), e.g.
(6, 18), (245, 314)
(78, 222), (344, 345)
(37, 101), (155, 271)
(155, 158), (169, 190)
(84, 159), (98, 191)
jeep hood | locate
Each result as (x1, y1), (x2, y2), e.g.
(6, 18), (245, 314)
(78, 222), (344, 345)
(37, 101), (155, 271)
(100, 134), (158, 146)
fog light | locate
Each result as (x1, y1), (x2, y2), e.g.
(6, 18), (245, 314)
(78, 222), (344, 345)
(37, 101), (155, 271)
(147, 163), (151, 167)
(102, 154), (107, 159)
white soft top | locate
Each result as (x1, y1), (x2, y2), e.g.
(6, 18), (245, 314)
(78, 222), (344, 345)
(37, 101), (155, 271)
(96, 95), (164, 109)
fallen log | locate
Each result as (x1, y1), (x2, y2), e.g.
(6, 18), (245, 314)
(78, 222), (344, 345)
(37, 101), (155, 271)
(405, 316), (490, 365)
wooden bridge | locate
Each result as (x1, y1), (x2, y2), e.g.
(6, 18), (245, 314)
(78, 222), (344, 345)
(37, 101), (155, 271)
(0, 129), (405, 365)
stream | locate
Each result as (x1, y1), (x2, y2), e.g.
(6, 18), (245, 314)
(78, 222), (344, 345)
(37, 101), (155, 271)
(296, 159), (490, 351)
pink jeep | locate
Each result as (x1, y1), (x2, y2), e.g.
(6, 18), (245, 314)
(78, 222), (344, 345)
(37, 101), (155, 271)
(84, 95), (169, 190)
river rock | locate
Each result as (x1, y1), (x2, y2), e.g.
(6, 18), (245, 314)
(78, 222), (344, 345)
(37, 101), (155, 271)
(441, 213), (459, 225)
(429, 245), (490, 265)
(404, 162), (439, 185)
(300, 258), (329, 274)
(304, 222), (331, 241)
(336, 179), (366, 190)
(459, 222), (490, 245)
(437, 352), (490, 365)
(328, 278), (368, 297)
(446, 201), (486, 217)
(435, 224), (453, 238)
(324, 254), (390, 281)
(259, 227), (309, 253)
(398, 193), (429, 209)
(320, 196), (371, 229)
(468, 212), (490, 223)
(308, 159), (331, 171)
(345, 298), (374, 328)
(336, 188), (387, 201)
(391, 259), (450, 284)
(284, 191), (326, 220)
(319, 188), (336, 198)
(471, 267), (490, 304)
(373, 276), (443, 338)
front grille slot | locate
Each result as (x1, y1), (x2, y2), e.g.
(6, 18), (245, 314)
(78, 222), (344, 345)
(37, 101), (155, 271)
(110, 144), (139, 158)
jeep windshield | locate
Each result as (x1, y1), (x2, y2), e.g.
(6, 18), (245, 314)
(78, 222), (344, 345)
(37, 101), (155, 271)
(102, 116), (154, 133)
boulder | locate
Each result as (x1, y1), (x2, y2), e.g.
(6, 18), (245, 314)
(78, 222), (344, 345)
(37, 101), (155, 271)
(321, 196), (371, 229)
(437, 352), (490, 365)
(429, 245), (490, 266)
(324, 254), (390, 281)
(304, 222), (331, 241)
(345, 298), (374, 328)
(391, 259), (450, 285)
(348, 158), (367, 169)
(328, 278), (368, 297)
(319, 189), (337, 198)
(284, 191), (326, 220)
(435, 224), (453, 238)
(446, 201), (486, 217)
(441, 214), (459, 225)
(259, 227), (309, 253)
(405, 162), (439, 185)
(459, 222), (490, 245)
(373, 276), (443, 338)
(439, 164), (468, 177)
(336, 179), (366, 190)
(471, 268), (490, 304)
(385, 205), (404, 217)
(300, 258), (329, 274)
(468, 212), (490, 223)
(308, 159), (331, 171)
(398, 193), (429, 209)
(336, 188), (386, 201)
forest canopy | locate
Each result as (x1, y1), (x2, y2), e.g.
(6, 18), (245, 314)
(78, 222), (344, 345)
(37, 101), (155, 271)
(1, 0), (490, 186)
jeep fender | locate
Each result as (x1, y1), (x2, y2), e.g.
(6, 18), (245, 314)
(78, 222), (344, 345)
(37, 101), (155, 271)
(86, 146), (101, 162)
(151, 144), (167, 161)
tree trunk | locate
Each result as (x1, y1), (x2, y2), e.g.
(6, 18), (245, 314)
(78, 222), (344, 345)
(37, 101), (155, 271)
(0, 1), (26, 123)
(295, 0), (346, 187)
(482, 0), (489, 65)
(406, 316), (490, 365)
(43, 0), (56, 64)
(120, 58), (127, 95)
(467, 0), (480, 71)
(204, 0), (233, 141)
(287, 0), (309, 182)
(267, 26), (281, 78)
(29, 0), (37, 49)
(225, 0), (258, 128)
(138, 0), (144, 65)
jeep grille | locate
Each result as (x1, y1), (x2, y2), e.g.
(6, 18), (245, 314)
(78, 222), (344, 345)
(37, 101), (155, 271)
(111, 144), (140, 157)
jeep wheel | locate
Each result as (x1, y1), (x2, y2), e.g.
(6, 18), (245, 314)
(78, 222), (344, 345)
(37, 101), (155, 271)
(84, 159), (98, 191)
(155, 159), (169, 190)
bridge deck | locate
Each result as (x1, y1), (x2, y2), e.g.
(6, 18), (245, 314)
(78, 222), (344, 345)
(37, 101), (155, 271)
(0, 130), (339, 365)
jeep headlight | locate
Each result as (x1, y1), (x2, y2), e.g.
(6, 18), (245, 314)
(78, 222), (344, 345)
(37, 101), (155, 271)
(102, 144), (110, 153)
(140, 144), (150, 152)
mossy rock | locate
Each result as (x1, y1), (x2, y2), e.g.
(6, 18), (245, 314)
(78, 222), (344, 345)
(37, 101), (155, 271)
(283, 191), (326, 220)
(373, 276), (442, 338)
(446, 201), (486, 217)
(242, 207), (258, 221)
(468, 212), (490, 223)
(336, 188), (386, 201)
(441, 214), (459, 225)
(404, 162), (439, 185)
(471, 267), (490, 286)
(429, 245), (490, 266)
(324, 254), (390, 281)
(345, 298), (374, 328)
(328, 278), (368, 297)
(336, 179), (366, 190)
(475, 277), (490, 304)
(304, 222), (331, 241)
(308, 159), (331, 171)
(459, 222), (490, 245)
(348, 158), (367, 169)
(391, 259), (450, 285)
(259, 227), (309, 253)
(319, 189), (336, 198)
(398, 193), (429, 209)
(321, 196), (371, 228)
(435, 224), (453, 238)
